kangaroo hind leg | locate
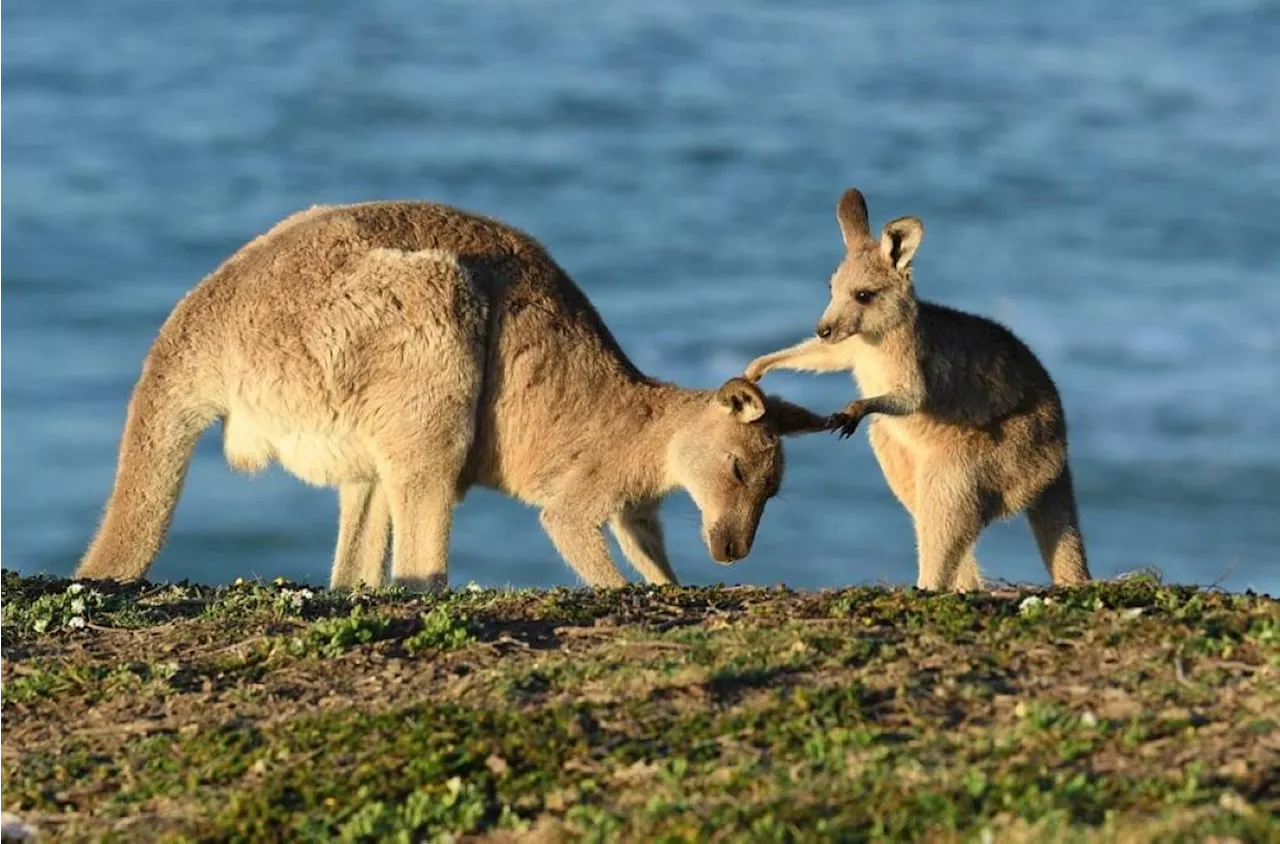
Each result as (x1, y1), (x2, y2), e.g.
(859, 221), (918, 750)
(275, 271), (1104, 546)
(913, 461), (987, 592)
(870, 425), (985, 591)
(381, 465), (463, 593)
(358, 248), (487, 593)
(331, 482), (391, 589)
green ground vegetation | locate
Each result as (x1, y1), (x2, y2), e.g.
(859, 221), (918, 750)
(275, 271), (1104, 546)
(2, 569), (1277, 842)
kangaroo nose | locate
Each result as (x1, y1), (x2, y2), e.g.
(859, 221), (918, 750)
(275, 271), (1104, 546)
(723, 539), (737, 560)
(816, 323), (833, 340)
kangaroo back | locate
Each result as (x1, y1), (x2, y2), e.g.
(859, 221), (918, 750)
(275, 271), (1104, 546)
(76, 328), (220, 581)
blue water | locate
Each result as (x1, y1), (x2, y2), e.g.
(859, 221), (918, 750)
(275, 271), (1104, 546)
(4, 1), (1278, 594)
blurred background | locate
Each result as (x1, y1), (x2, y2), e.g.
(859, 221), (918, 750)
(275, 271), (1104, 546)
(3, 0), (1278, 594)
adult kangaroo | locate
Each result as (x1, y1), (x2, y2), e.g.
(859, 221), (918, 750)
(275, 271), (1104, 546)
(77, 201), (830, 590)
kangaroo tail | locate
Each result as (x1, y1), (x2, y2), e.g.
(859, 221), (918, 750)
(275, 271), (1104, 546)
(1026, 464), (1091, 586)
(76, 350), (218, 582)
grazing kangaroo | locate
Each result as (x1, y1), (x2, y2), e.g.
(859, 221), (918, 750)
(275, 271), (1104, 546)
(76, 201), (830, 591)
(745, 188), (1091, 591)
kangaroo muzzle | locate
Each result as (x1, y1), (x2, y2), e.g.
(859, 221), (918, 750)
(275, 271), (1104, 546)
(816, 306), (855, 343)
(706, 522), (757, 565)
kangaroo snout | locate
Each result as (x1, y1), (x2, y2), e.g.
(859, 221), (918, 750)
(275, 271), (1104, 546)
(815, 302), (856, 343)
(816, 318), (852, 344)
(706, 523), (752, 565)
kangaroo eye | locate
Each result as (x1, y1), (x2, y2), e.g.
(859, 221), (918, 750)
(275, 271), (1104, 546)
(854, 290), (876, 305)
(732, 458), (746, 484)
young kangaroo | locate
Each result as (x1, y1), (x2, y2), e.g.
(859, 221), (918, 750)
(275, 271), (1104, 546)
(76, 201), (829, 591)
(745, 188), (1091, 591)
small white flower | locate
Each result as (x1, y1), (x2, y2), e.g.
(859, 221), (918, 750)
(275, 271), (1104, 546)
(1080, 711), (1098, 728)
(67, 616), (87, 630)
(297, 589), (314, 602)
(69, 599), (86, 615)
(1019, 596), (1044, 615)
(465, 581), (483, 594)
(1122, 607), (1145, 620)
(33, 619), (49, 634)
(1218, 791), (1255, 817)
(67, 583), (86, 594)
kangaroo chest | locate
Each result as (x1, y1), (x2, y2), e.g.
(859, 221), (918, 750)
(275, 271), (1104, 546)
(849, 341), (931, 451)
(848, 341), (907, 400)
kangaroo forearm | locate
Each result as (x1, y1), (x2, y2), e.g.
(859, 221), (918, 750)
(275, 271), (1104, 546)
(851, 392), (922, 418)
(830, 391), (922, 439)
(609, 503), (678, 585)
(746, 338), (851, 380)
(540, 509), (628, 588)
(775, 404), (831, 433)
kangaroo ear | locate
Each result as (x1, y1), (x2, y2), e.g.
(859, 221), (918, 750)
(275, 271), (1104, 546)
(765, 396), (830, 437)
(880, 216), (924, 270)
(837, 188), (871, 249)
(715, 377), (766, 423)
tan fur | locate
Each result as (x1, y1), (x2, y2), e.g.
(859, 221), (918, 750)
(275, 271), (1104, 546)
(746, 188), (1091, 591)
(76, 201), (829, 590)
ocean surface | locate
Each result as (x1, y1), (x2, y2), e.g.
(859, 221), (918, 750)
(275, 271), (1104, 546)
(4, 0), (1278, 594)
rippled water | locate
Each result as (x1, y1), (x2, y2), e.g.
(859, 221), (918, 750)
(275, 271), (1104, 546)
(4, 0), (1278, 593)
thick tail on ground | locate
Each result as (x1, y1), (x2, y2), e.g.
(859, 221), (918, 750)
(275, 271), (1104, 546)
(76, 357), (217, 581)
(1027, 464), (1091, 586)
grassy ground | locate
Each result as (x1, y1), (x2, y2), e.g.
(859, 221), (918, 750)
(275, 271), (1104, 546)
(1, 569), (1277, 843)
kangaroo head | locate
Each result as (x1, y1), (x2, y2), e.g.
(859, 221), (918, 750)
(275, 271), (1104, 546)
(670, 377), (822, 565)
(815, 187), (922, 344)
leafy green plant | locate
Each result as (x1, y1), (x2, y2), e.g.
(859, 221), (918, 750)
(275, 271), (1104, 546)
(283, 607), (391, 658)
(406, 606), (475, 653)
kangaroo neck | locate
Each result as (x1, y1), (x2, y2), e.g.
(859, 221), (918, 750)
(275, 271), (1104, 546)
(849, 305), (923, 398)
(537, 373), (703, 504)
(618, 381), (707, 501)
(855, 304), (919, 358)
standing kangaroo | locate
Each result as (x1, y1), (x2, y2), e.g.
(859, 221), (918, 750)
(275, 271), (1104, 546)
(76, 201), (830, 591)
(745, 188), (1091, 591)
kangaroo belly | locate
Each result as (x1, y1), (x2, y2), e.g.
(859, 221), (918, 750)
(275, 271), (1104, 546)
(871, 415), (970, 462)
(872, 416), (927, 451)
(223, 405), (375, 487)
